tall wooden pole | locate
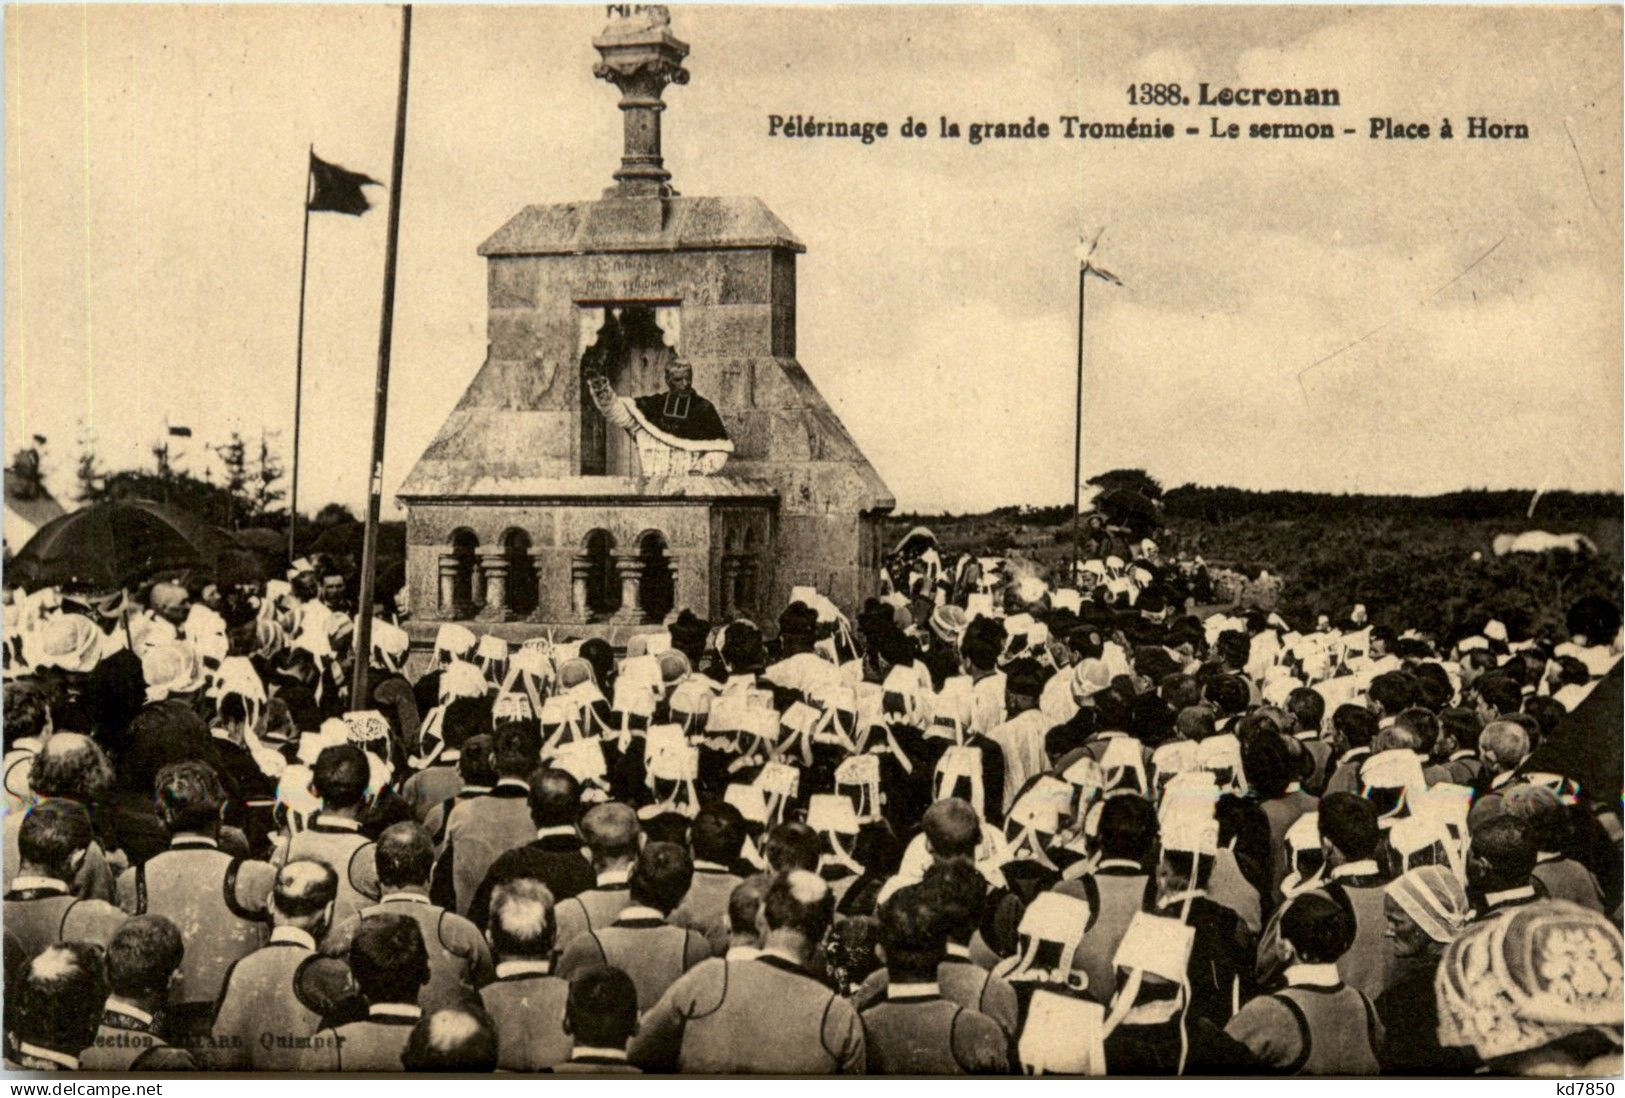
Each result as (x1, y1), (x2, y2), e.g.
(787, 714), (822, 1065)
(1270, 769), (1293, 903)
(352, 5), (412, 706)
(289, 147), (314, 564)
(1070, 266), (1086, 584)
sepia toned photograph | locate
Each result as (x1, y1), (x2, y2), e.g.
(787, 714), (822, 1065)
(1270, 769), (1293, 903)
(2, 1), (1621, 1079)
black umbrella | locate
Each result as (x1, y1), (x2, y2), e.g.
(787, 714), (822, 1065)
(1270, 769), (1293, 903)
(7, 499), (236, 593)
(1523, 661), (1622, 800)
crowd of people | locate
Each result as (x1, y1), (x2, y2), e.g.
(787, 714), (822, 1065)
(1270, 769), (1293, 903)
(2, 538), (1621, 1076)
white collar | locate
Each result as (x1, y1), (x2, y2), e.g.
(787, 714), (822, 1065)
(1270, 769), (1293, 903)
(535, 825), (576, 841)
(1284, 963), (1342, 989)
(570, 1046), (629, 1062)
(1097, 858), (1144, 871)
(1536, 851), (1563, 864)
(1293, 729), (1319, 741)
(1339, 746), (1370, 765)
(459, 783), (489, 795)
(1285, 782), (1303, 794)
(171, 834), (219, 849)
(1449, 749), (1477, 762)
(10, 875), (69, 894)
(617, 905), (664, 923)
(15, 1042), (78, 1069)
(368, 1003), (423, 1020)
(724, 945), (761, 962)
(314, 813), (362, 831)
(380, 891), (432, 905)
(1490, 770), (1518, 790)
(103, 997), (155, 1026)
(1329, 859), (1380, 880)
(944, 942), (972, 959)
(597, 868), (631, 887)
(270, 926), (317, 950)
(1484, 884), (1537, 907)
(887, 981), (940, 999)
(694, 859), (729, 873)
(495, 960), (552, 978)
(495, 778), (531, 792)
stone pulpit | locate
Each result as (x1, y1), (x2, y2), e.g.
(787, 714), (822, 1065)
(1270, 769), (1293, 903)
(398, 7), (894, 649)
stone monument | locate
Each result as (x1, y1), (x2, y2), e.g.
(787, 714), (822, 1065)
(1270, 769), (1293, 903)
(397, 7), (894, 649)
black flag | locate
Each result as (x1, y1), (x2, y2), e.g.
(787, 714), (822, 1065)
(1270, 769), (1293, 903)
(308, 151), (380, 215)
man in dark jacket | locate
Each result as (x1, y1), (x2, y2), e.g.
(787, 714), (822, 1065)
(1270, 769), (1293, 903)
(468, 768), (594, 929)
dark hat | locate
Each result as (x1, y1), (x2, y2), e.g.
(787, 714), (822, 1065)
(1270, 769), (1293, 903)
(669, 609), (711, 650)
(778, 602), (818, 641)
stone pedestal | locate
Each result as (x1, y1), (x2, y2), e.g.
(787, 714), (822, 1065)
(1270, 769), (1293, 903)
(439, 554), (475, 620)
(612, 556), (645, 623)
(592, 10), (689, 199)
(569, 557), (596, 623)
(476, 548), (511, 622)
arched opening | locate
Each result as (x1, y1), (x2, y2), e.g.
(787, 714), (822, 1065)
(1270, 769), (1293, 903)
(579, 305), (675, 476)
(503, 528), (537, 619)
(450, 528), (479, 616)
(638, 530), (675, 623)
(583, 530), (620, 620)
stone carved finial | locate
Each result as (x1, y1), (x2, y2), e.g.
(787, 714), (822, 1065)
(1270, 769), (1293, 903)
(593, 7), (690, 198)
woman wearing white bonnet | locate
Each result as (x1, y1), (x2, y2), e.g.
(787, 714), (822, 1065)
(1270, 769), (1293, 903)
(1375, 865), (1477, 1073)
(1436, 899), (1623, 1076)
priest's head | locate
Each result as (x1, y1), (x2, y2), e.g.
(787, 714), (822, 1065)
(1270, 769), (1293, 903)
(665, 356), (693, 394)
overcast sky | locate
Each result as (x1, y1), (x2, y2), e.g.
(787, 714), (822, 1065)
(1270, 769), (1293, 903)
(6, 5), (1620, 516)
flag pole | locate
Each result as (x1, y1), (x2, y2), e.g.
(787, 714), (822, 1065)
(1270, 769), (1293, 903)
(289, 146), (313, 564)
(352, 4), (412, 706)
(1070, 264), (1086, 584)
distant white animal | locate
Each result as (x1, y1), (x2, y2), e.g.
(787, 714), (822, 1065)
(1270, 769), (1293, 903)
(1491, 531), (1598, 557)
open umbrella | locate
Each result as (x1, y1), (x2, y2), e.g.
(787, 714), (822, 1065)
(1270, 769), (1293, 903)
(1523, 661), (1622, 801)
(7, 499), (236, 593)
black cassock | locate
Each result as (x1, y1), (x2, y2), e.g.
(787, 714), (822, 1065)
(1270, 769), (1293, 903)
(632, 390), (730, 442)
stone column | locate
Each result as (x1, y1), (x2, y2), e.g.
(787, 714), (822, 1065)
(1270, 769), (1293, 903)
(438, 554), (462, 618)
(476, 548), (510, 622)
(569, 557), (595, 623)
(613, 556), (645, 623)
(592, 11), (690, 198)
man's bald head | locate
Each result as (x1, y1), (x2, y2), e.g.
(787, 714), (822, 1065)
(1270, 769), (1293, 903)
(580, 802), (640, 867)
(271, 859), (339, 924)
(922, 798), (981, 862)
(528, 768), (581, 829)
(403, 1008), (498, 1073)
(29, 732), (112, 801)
(489, 877), (556, 961)
(376, 822), (435, 890)
(1480, 720), (1530, 772)
(762, 868), (833, 945)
